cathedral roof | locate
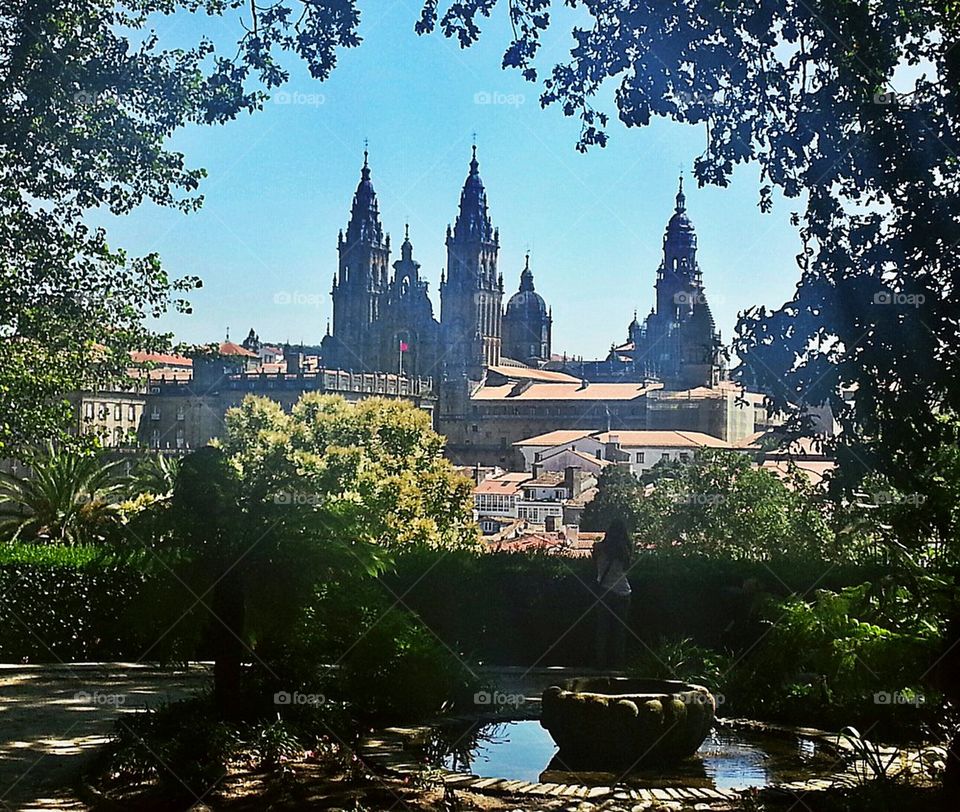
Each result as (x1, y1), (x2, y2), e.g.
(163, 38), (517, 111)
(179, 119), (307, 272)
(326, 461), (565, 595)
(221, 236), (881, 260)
(345, 150), (385, 247)
(452, 146), (494, 243)
(505, 254), (548, 319)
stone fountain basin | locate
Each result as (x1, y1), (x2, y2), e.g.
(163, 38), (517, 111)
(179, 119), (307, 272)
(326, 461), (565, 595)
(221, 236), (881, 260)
(540, 677), (716, 767)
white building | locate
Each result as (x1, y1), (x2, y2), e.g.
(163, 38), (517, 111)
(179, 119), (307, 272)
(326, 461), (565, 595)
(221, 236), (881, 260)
(514, 429), (733, 477)
(473, 466), (598, 532)
(474, 472), (532, 527)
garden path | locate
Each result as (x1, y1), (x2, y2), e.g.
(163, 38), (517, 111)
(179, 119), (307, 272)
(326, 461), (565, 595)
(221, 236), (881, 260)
(0, 663), (210, 811)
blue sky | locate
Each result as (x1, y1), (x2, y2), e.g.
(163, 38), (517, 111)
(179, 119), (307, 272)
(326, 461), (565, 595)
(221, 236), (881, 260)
(98, 1), (805, 360)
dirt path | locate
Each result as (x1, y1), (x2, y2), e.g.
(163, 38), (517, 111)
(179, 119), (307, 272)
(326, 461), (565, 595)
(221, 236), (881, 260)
(0, 663), (210, 811)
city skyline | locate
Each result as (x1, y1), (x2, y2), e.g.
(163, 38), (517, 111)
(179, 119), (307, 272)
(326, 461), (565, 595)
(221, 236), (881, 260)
(90, 2), (805, 360)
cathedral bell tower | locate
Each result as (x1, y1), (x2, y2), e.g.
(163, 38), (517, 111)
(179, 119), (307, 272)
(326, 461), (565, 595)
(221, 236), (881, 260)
(440, 146), (503, 381)
(329, 151), (391, 370)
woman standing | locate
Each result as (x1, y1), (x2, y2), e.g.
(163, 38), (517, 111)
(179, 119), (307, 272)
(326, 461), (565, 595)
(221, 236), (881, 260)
(594, 518), (633, 669)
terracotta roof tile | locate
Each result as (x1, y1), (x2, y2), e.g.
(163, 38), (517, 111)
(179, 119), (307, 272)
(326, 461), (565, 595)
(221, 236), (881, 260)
(219, 341), (258, 358)
(474, 472), (533, 495)
(487, 365), (581, 383)
(473, 382), (661, 401)
(512, 430), (594, 447)
(130, 351), (192, 367)
(594, 430), (730, 448)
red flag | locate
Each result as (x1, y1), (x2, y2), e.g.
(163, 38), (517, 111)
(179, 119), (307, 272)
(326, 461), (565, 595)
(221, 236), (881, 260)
(399, 340), (409, 352)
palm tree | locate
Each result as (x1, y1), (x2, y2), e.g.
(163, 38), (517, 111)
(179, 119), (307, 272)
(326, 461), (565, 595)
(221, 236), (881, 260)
(0, 443), (127, 544)
(128, 453), (180, 500)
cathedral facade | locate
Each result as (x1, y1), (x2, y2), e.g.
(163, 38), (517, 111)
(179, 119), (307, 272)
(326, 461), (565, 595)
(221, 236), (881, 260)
(321, 149), (725, 406)
(320, 148), (552, 383)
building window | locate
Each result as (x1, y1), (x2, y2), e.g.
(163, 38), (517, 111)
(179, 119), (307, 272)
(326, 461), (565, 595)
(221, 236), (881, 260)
(84, 402), (94, 420)
(636, 452), (645, 463)
(128, 404), (136, 421)
(151, 429), (160, 448)
(150, 408), (161, 421)
(679, 452), (691, 462)
(661, 452), (670, 461)
(176, 405), (185, 422)
(115, 426), (124, 445)
(114, 404), (122, 420)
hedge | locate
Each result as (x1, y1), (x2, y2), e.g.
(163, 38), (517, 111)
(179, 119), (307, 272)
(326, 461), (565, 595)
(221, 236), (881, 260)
(0, 541), (886, 665)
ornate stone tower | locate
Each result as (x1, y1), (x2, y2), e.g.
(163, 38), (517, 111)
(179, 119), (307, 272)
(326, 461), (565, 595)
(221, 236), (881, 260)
(328, 151), (391, 370)
(440, 146), (503, 382)
(376, 225), (441, 379)
(502, 254), (552, 365)
(633, 176), (724, 388)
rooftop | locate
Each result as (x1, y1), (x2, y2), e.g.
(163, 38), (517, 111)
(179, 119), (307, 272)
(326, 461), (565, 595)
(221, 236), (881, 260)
(761, 459), (835, 487)
(593, 430), (731, 448)
(515, 428), (730, 449)
(525, 471), (566, 488)
(473, 382), (661, 402)
(219, 341), (259, 358)
(486, 365), (581, 384)
(474, 472), (534, 496)
(538, 448), (613, 468)
(512, 430), (594, 447)
(129, 351), (192, 367)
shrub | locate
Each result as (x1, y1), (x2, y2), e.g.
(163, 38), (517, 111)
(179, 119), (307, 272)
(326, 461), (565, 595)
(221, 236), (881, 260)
(726, 584), (943, 736)
(101, 693), (343, 801)
(0, 542), (147, 661)
(291, 573), (481, 723)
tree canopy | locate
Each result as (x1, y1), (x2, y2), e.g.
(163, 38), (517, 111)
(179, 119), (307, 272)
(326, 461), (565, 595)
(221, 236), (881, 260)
(586, 449), (835, 561)
(0, 0), (363, 455)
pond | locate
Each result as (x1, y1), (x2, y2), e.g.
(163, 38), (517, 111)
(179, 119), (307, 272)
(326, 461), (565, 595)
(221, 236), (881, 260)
(433, 720), (843, 792)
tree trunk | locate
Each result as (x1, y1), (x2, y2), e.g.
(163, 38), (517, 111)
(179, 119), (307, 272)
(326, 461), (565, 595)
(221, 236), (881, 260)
(211, 567), (246, 720)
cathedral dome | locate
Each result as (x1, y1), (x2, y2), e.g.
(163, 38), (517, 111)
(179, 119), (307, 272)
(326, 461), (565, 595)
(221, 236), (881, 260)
(505, 255), (547, 319)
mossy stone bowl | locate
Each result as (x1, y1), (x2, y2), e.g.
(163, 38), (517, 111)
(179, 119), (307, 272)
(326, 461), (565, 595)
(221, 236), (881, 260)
(540, 677), (716, 767)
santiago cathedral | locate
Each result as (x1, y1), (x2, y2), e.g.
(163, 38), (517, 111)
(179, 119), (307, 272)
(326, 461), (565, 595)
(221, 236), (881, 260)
(97, 145), (775, 465)
(319, 147), (726, 394)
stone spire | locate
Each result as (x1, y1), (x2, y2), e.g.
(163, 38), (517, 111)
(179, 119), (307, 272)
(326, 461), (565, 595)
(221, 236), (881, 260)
(519, 253), (535, 292)
(393, 223), (420, 289)
(344, 149), (385, 248)
(664, 174), (697, 259)
(452, 145), (495, 243)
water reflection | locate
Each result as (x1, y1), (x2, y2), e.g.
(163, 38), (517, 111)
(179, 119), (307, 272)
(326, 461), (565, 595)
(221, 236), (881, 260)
(436, 720), (840, 792)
